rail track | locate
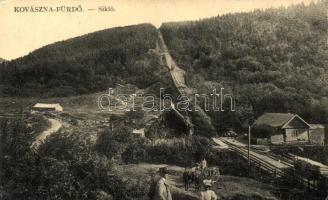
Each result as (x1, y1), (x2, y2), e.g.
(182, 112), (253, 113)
(158, 31), (188, 96)
(214, 137), (320, 190)
(0, 112), (24, 119)
(217, 138), (292, 176)
(158, 30), (215, 134)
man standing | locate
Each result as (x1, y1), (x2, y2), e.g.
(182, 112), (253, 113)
(154, 167), (172, 200)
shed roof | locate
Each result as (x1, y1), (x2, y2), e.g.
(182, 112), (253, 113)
(33, 103), (63, 111)
(310, 124), (325, 129)
(254, 112), (312, 129)
(132, 128), (145, 134)
(254, 113), (295, 127)
(142, 114), (159, 124)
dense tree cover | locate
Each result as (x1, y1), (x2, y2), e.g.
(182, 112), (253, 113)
(160, 1), (328, 128)
(0, 24), (167, 97)
(138, 135), (211, 166)
(0, 118), (131, 199)
(96, 126), (139, 160)
(96, 125), (211, 166)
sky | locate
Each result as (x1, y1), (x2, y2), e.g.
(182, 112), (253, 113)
(0, 0), (316, 60)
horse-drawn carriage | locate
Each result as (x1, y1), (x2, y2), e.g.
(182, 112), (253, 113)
(183, 165), (220, 191)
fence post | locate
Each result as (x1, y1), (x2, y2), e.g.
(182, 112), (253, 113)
(273, 169), (276, 177)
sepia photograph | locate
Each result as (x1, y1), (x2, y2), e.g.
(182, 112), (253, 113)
(0, 0), (327, 199)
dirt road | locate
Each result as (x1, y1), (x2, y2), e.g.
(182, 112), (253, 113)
(31, 118), (62, 149)
(120, 163), (278, 200)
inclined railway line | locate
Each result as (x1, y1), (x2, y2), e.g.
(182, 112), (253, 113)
(158, 31), (188, 95)
(158, 30), (214, 132)
(157, 30), (195, 130)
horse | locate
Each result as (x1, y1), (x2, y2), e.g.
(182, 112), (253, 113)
(193, 170), (203, 191)
(183, 169), (194, 191)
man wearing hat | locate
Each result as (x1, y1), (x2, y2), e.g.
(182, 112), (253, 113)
(154, 167), (172, 200)
(201, 179), (217, 200)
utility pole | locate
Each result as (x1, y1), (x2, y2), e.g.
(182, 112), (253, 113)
(248, 125), (251, 166)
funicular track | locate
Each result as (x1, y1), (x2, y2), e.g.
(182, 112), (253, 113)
(157, 30), (215, 134)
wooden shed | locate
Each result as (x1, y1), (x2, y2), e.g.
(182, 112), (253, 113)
(32, 103), (63, 112)
(253, 113), (311, 144)
(309, 124), (325, 145)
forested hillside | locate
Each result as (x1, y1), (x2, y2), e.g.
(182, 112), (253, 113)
(160, 1), (328, 127)
(0, 24), (165, 97)
(0, 58), (5, 63)
(0, 2), (327, 127)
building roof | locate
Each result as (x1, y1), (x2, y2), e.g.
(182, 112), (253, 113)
(33, 103), (63, 111)
(254, 112), (311, 128)
(132, 128), (145, 134)
(310, 124), (325, 129)
(132, 128), (145, 137)
(142, 114), (159, 124)
(254, 113), (295, 127)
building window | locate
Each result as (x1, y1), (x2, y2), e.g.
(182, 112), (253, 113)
(294, 130), (300, 137)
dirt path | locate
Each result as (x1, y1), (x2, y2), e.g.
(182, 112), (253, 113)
(120, 163), (278, 200)
(30, 118), (62, 149)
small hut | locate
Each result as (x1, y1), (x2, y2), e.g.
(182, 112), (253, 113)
(309, 124), (325, 145)
(32, 103), (63, 112)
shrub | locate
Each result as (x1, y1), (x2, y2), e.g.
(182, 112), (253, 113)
(96, 126), (134, 159)
(121, 136), (211, 166)
(0, 118), (130, 199)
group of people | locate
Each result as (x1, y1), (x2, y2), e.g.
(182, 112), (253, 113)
(152, 164), (218, 200)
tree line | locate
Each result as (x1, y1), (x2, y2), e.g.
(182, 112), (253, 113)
(0, 24), (167, 97)
(160, 1), (328, 129)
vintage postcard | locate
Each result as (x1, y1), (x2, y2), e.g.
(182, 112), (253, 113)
(0, 0), (327, 199)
